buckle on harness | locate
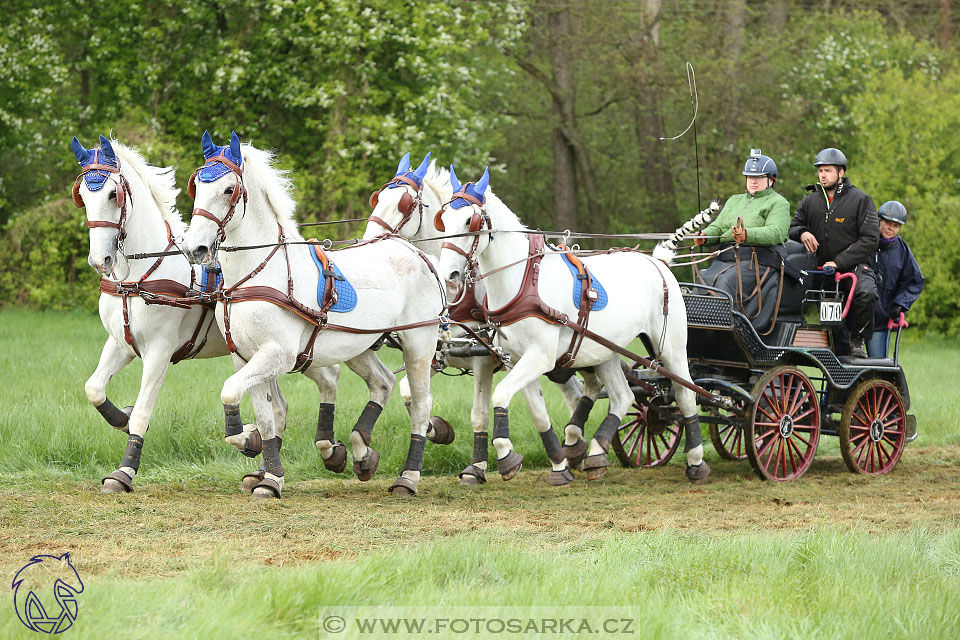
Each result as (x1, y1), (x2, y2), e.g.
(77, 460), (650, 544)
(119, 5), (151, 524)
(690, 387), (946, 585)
(322, 268), (344, 281)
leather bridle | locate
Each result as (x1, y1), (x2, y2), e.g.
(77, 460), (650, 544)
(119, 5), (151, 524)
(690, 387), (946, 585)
(187, 150), (247, 246)
(74, 150), (133, 251)
(367, 174), (423, 235)
(434, 189), (491, 264)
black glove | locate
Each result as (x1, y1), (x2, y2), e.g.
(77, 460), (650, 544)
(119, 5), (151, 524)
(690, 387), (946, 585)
(891, 306), (904, 319)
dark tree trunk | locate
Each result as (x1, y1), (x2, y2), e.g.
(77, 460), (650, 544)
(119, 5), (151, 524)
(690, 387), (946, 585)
(548, 8), (578, 232)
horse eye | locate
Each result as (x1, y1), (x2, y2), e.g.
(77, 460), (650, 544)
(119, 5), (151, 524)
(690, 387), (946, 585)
(108, 191), (117, 200)
(224, 185), (235, 195)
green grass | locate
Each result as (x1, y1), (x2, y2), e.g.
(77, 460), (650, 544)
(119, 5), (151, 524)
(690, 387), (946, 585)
(2, 530), (958, 639)
(2, 309), (959, 639)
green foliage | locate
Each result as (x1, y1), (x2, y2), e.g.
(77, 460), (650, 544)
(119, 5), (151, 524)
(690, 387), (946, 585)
(0, 199), (100, 311)
(848, 67), (960, 334)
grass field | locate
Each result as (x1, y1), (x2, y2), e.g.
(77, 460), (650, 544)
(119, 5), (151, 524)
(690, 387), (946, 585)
(1, 309), (959, 639)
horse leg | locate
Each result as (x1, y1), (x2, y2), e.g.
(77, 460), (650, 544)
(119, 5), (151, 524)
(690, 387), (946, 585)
(101, 346), (173, 493)
(388, 330), (434, 496)
(343, 351), (395, 481)
(488, 350), (554, 481)
(521, 381), (575, 486)
(459, 355), (495, 486)
(581, 358), (634, 481)
(563, 370), (603, 469)
(244, 380), (285, 499)
(85, 338), (135, 433)
(659, 345), (710, 484)
(301, 364), (348, 474)
(239, 377), (289, 492)
(220, 344), (294, 497)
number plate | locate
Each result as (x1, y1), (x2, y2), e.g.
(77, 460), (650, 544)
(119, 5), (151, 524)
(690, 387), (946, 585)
(819, 300), (843, 323)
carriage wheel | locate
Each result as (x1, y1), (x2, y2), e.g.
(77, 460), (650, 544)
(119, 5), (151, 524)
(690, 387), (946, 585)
(612, 396), (683, 468)
(838, 379), (906, 475)
(745, 366), (821, 481)
(707, 411), (747, 460)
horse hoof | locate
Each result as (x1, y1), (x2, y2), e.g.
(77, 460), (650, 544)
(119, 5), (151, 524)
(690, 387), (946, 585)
(458, 464), (486, 486)
(353, 449), (380, 482)
(427, 416), (456, 445)
(497, 451), (523, 481)
(100, 479), (128, 493)
(685, 461), (711, 485)
(323, 441), (347, 473)
(546, 467), (576, 486)
(241, 429), (263, 458)
(240, 469), (265, 493)
(582, 453), (610, 481)
(562, 437), (588, 469)
(101, 470), (133, 493)
(388, 477), (418, 496)
(251, 477), (282, 499)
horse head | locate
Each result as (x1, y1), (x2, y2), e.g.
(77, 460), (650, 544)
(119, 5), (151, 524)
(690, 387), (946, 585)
(436, 165), (491, 296)
(183, 130), (246, 266)
(363, 151), (434, 240)
(72, 134), (133, 277)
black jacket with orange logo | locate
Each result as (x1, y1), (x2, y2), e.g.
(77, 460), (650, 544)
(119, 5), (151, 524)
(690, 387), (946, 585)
(788, 177), (879, 271)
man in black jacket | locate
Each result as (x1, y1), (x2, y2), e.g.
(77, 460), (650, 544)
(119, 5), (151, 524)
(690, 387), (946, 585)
(789, 148), (879, 357)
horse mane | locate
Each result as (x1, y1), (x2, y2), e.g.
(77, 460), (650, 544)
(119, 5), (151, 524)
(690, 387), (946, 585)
(238, 143), (299, 238)
(481, 189), (527, 232)
(112, 140), (184, 235)
(422, 161), (453, 203)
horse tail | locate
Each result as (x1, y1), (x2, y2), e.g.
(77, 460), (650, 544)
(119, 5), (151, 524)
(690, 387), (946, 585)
(652, 200), (719, 264)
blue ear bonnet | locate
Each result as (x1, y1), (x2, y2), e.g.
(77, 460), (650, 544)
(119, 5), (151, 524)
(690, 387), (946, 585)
(72, 135), (118, 192)
(198, 130), (243, 183)
(388, 152), (431, 190)
(448, 166), (489, 209)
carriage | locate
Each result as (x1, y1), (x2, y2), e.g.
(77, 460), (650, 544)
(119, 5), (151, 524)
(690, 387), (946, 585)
(610, 239), (916, 481)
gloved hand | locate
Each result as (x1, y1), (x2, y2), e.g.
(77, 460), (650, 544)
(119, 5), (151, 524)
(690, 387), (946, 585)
(891, 305), (905, 319)
(731, 217), (747, 244)
(693, 232), (705, 246)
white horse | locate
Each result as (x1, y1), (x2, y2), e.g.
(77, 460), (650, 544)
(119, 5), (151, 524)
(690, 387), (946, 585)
(436, 168), (711, 484)
(363, 154), (591, 486)
(181, 131), (446, 497)
(73, 135), (332, 493)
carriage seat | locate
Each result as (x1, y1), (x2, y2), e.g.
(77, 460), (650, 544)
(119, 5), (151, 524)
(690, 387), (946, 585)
(777, 240), (817, 316)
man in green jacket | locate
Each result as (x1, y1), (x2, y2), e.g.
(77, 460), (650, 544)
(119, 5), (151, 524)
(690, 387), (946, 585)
(693, 150), (791, 332)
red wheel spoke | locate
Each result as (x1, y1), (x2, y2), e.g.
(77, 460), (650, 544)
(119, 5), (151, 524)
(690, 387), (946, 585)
(792, 407), (816, 422)
(756, 402), (779, 424)
(621, 422), (640, 444)
(876, 393), (895, 423)
(791, 430), (812, 446)
(785, 437), (799, 475)
(786, 377), (806, 415)
(762, 435), (781, 472)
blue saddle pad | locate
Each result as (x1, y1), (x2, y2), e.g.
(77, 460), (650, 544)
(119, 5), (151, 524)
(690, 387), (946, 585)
(561, 253), (608, 311)
(309, 249), (358, 313)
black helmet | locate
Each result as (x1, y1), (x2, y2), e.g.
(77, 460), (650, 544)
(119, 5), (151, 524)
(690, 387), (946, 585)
(743, 149), (777, 179)
(878, 200), (908, 225)
(814, 147), (847, 169)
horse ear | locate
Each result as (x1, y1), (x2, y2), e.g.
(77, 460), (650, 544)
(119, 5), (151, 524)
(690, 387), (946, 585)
(449, 165), (461, 193)
(98, 134), (117, 166)
(395, 152), (411, 176)
(201, 130), (217, 159)
(229, 130), (243, 166)
(413, 152), (431, 181)
(71, 136), (88, 164)
(475, 166), (490, 202)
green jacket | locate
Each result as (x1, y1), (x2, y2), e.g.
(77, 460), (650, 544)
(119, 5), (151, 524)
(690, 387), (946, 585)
(700, 187), (790, 247)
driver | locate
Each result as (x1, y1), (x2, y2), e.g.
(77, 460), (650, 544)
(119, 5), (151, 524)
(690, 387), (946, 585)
(693, 149), (790, 332)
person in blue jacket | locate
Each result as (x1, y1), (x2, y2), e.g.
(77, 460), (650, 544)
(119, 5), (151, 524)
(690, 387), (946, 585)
(866, 201), (925, 358)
